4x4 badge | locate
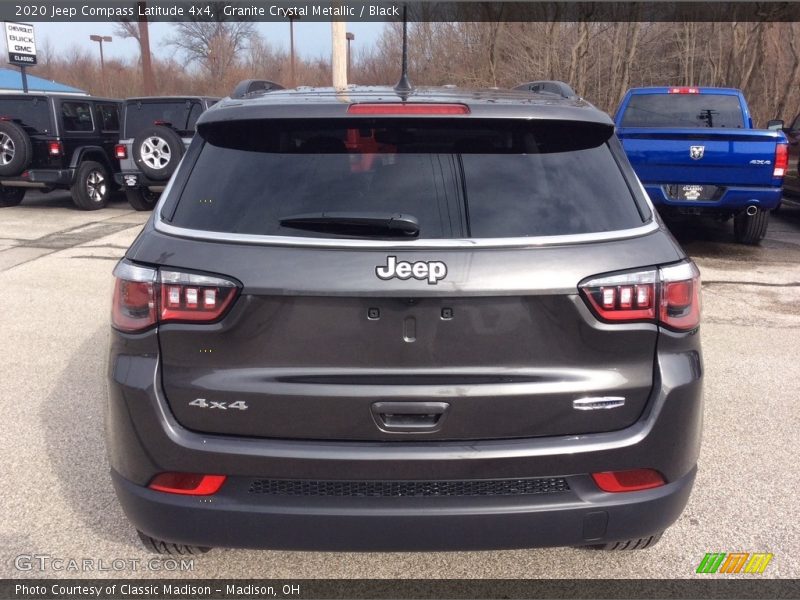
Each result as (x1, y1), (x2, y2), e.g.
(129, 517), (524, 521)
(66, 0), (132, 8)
(376, 256), (447, 285)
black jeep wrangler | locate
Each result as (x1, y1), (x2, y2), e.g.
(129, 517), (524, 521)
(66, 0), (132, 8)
(114, 96), (218, 211)
(0, 93), (122, 210)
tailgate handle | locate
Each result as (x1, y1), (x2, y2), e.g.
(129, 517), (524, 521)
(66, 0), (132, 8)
(371, 402), (449, 433)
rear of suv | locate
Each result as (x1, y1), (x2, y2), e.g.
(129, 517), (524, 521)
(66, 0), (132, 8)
(114, 96), (218, 211)
(0, 93), (121, 210)
(108, 82), (703, 553)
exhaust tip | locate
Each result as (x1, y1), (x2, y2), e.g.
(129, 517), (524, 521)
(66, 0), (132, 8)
(746, 205), (759, 216)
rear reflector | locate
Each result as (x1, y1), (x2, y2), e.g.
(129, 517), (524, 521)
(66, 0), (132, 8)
(115, 144), (127, 159)
(592, 469), (665, 493)
(773, 143), (788, 178)
(111, 260), (240, 332)
(579, 261), (701, 331)
(668, 87), (700, 94)
(348, 103), (470, 115)
(149, 473), (227, 496)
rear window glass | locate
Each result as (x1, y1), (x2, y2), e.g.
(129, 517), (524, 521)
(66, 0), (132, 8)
(97, 103), (120, 131)
(0, 97), (52, 134)
(124, 100), (203, 137)
(620, 94), (745, 128)
(167, 119), (645, 240)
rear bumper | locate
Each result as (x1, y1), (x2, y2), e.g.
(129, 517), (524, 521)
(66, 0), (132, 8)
(112, 467), (696, 551)
(114, 171), (167, 192)
(644, 184), (782, 211)
(0, 169), (74, 188)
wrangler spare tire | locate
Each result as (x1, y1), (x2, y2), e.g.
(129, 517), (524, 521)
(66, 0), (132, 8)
(132, 125), (184, 181)
(0, 121), (33, 177)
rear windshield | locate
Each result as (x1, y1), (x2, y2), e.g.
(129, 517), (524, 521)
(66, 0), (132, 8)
(124, 100), (203, 137)
(0, 97), (53, 134)
(620, 93), (745, 128)
(166, 119), (646, 240)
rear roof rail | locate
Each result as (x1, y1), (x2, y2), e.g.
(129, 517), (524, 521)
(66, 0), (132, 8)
(514, 80), (578, 100)
(231, 79), (285, 99)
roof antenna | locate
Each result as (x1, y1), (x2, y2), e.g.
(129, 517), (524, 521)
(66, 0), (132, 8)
(394, 6), (413, 93)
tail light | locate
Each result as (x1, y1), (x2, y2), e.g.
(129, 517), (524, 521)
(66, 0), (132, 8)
(160, 269), (238, 322)
(580, 261), (701, 331)
(111, 260), (239, 333)
(773, 143), (788, 178)
(668, 87), (700, 94)
(592, 469), (665, 493)
(115, 144), (127, 159)
(48, 141), (63, 157)
(149, 473), (227, 496)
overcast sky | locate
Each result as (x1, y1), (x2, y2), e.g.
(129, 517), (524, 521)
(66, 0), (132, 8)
(31, 20), (384, 62)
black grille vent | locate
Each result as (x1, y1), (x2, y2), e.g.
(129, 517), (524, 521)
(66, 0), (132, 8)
(248, 477), (569, 498)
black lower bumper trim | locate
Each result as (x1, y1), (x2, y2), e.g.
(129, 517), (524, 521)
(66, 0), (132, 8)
(112, 467), (695, 551)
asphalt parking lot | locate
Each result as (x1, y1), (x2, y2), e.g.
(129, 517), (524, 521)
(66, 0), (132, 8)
(1, 191), (799, 579)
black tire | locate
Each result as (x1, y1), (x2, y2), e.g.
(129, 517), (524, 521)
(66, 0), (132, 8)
(584, 532), (663, 551)
(71, 160), (111, 210)
(0, 121), (33, 176)
(733, 208), (770, 245)
(132, 125), (184, 181)
(126, 188), (160, 211)
(136, 530), (211, 555)
(0, 186), (25, 207)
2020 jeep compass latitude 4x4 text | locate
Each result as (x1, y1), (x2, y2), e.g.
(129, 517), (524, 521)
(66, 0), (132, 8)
(107, 81), (702, 553)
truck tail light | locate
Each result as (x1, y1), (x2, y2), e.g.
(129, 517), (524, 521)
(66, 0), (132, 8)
(580, 261), (701, 331)
(773, 143), (788, 178)
(668, 87), (700, 94)
(592, 469), (665, 492)
(115, 144), (128, 159)
(149, 473), (227, 496)
(48, 141), (63, 156)
(112, 260), (240, 332)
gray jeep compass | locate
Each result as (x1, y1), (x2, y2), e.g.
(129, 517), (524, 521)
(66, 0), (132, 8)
(107, 80), (703, 554)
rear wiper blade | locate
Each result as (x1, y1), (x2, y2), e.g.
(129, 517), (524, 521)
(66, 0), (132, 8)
(279, 212), (420, 238)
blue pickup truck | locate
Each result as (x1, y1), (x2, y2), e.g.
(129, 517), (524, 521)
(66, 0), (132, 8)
(615, 87), (787, 244)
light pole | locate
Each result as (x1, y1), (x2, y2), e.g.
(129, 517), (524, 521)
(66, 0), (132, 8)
(288, 16), (299, 88)
(89, 35), (112, 80)
(346, 32), (354, 80)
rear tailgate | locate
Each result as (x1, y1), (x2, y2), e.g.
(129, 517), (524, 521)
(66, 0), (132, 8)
(139, 235), (682, 442)
(617, 128), (782, 187)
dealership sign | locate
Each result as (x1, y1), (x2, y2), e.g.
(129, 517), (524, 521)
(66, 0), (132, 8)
(5, 21), (36, 66)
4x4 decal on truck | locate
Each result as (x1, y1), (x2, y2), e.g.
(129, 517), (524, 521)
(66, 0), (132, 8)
(376, 256), (447, 285)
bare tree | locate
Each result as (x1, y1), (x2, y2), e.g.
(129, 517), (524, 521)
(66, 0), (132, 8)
(166, 11), (257, 81)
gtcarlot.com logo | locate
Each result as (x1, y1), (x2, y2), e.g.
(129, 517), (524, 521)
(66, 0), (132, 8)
(14, 554), (195, 572)
(696, 552), (773, 574)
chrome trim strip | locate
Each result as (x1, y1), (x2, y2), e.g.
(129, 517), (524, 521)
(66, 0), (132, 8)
(572, 397), (626, 411)
(153, 218), (660, 249)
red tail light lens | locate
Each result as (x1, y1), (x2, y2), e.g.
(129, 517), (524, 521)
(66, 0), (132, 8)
(579, 261), (701, 331)
(592, 469), (665, 493)
(773, 143), (788, 178)
(668, 87), (700, 94)
(149, 473), (227, 496)
(48, 141), (63, 156)
(580, 269), (657, 322)
(348, 103), (470, 115)
(115, 144), (128, 159)
(159, 269), (238, 323)
(112, 262), (157, 332)
(112, 261), (240, 332)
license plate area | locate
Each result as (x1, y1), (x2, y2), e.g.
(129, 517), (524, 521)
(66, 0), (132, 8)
(664, 184), (723, 201)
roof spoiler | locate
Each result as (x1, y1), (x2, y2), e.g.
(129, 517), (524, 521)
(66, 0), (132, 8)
(231, 79), (284, 99)
(514, 80), (578, 100)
